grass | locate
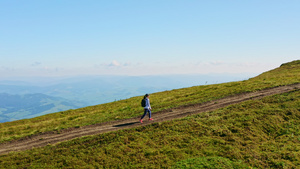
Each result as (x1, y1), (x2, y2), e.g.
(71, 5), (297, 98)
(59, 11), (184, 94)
(0, 60), (299, 168)
(0, 60), (299, 144)
(0, 87), (299, 168)
(172, 156), (251, 169)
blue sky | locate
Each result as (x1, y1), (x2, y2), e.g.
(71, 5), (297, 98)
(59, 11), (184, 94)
(0, 0), (299, 78)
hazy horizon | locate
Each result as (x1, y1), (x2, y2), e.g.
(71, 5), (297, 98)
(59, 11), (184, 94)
(0, 72), (257, 122)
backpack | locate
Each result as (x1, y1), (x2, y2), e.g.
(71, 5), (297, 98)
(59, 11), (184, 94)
(141, 98), (146, 107)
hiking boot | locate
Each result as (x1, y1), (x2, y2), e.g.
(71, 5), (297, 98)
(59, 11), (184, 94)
(149, 118), (153, 121)
(139, 119), (143, 123)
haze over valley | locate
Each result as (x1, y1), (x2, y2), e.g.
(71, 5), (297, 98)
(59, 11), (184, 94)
(0, 73), (254, 122)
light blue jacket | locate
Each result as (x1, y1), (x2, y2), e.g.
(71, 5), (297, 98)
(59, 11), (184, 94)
(144, 98), (151, 109)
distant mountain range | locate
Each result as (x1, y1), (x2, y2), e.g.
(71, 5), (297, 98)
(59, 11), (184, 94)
(0, 93), (84, 123)
(0, 73), (255, 122)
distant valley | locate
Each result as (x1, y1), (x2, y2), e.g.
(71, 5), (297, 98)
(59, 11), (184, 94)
(0, 74), (255, 122)
(0, 93), (84, 122)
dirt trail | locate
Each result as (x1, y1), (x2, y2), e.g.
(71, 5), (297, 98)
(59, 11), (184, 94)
(0, 83), (299, 155)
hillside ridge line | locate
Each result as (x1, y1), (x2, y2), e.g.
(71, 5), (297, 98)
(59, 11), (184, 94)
(0, 83), (299, 155)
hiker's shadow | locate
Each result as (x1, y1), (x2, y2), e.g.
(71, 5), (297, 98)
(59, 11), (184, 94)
(113, 122), (139, 127)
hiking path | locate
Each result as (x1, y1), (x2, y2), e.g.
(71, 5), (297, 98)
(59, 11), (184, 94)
(0, 83), (299, 155)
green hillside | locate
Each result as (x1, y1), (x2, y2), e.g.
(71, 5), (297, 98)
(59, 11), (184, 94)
(0, 60), (299, 168)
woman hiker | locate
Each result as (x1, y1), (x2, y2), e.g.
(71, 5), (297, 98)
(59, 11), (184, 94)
(140, 94), (153, 123)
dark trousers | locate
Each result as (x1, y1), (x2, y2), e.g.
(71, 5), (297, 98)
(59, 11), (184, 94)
(141, 108), (151, 119)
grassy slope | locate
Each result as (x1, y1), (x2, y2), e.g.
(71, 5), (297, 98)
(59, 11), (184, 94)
(0, 60), (299, 144)
(0, 74), (299, 168)
(0, 60), (299, 168)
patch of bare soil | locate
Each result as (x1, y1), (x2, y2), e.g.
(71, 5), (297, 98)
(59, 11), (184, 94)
(0, 83), (299, 155)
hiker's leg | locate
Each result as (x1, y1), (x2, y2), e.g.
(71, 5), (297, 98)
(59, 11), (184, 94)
(141, 109), (147, 119)
(148, 109), (152, 118)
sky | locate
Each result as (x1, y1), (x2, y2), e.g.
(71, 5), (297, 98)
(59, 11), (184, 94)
(0, 0), (299, 79)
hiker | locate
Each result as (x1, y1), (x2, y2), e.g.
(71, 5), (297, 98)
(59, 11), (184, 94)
(140, 94), (153, 123)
